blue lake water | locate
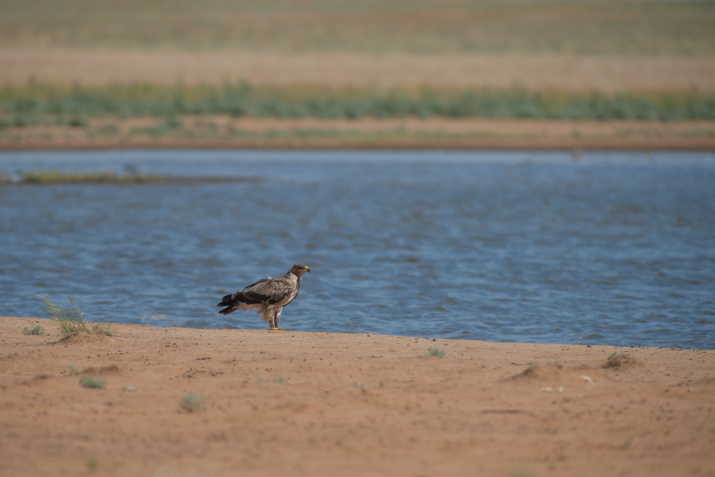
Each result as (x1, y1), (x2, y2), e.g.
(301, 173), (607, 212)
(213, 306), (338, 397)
(1, 150), (714, 349)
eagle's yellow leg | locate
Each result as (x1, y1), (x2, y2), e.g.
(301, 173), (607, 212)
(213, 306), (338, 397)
(267, 310), (283, 330)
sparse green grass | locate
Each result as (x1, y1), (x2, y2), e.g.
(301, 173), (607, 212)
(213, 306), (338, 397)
(428, 346), (446, 358)
(90, 322), (114, 336)
(79, 375), (106, 389)
(38, 295), (113, 337)
(621, 434), (635, 450)
(2, 83), (714, 122)
(180, 392), (205, 412)
(272, 377), (287, 383)
(508, 468), (533, 477)
(23, 170), (159, 184)
(39, 295), (87, 336)
(67, 365), (79, 375)
(87, 454), (98, 473)
(23, 325), (45, 335)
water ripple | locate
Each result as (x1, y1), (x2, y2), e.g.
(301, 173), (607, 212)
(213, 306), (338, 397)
(1, 150), (714, 349)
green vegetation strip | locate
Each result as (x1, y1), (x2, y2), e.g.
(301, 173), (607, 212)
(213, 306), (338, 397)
(21, 170), (161, 184)
(1, 170), (260, 185)
(2, 83), (714, 124)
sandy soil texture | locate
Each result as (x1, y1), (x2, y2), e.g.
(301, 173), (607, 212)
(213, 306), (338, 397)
(3, 49), (715, 92)
(1, 317), (713, 477)
(2, 118), (715, 151)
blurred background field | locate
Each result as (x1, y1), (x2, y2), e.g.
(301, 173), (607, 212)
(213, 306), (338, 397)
(3, 0), (714, 56)
(1, 0), (714, 147)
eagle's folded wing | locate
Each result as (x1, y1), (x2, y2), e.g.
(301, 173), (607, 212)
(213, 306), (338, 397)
(244, 277), (294, 305)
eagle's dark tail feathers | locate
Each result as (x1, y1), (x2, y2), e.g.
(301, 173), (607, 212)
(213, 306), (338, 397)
(217, 293), (238, 315)
(218, 307), (235, 316)
(218, 293), (235, 306)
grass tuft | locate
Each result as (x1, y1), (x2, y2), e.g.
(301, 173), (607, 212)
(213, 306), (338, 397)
(91, 322), (114, 336)
(39, 295), (87, 336)
(23, 325), (45, 335)
(87, 454), (98, 473)
(604, 351), (641, 369)
(428, 346), (446, 358)
(38, 295), (113, 337)
(79, 375), (106, 389)
(180, 392), (205, 412)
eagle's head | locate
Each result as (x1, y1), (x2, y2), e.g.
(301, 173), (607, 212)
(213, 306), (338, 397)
(290, 263), (311, 276)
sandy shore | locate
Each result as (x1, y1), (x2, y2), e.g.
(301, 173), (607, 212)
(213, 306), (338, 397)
(3, 49), (715, 92)
(2, 118), (715, 151)
(1, 317), (713, 477)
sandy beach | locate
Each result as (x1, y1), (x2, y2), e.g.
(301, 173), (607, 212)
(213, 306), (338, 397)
(4, 49), (715, 92)
(1, 316), (713, 477)
(2, 118), (715, 152)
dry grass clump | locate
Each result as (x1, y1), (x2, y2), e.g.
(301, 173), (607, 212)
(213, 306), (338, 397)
(603, 352), (642, 370)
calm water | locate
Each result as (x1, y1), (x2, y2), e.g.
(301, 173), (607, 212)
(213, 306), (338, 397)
(1, 150), (714, 349)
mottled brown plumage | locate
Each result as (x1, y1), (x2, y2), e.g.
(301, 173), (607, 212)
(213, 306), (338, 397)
(217, 263), (310, 330)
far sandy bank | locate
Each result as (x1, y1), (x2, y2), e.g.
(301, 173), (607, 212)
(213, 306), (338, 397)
(2, 118), (715, 151)
(3, 49), (715, 93)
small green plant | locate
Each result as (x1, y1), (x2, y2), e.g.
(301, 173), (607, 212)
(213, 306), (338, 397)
(39, 295), (87, 336)
(91, 322), (114, 336)
(67, 364), (79, 375)
(23, 325), (45, 335)
(604, 351), (640, 369)
(272, 376), (287, 383)
(79, 375), (106, 389)
(353, 383), (365, 388)
(38, 295), (113, 337)
(180, 392), (205, 412)
(428, 346), (446, 358)
(508, 468), (533, 477)
(87, 454), (98, 472)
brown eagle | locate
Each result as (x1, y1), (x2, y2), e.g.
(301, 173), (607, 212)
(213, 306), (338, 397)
(217, 263), (310, 330)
